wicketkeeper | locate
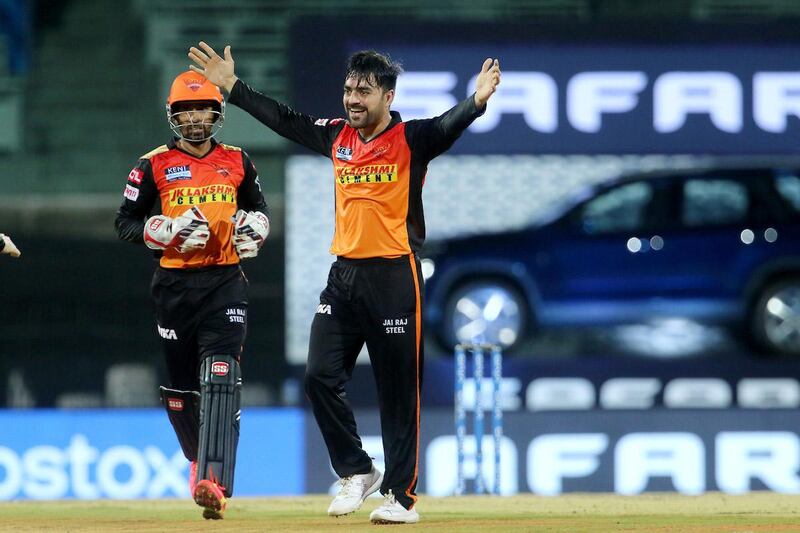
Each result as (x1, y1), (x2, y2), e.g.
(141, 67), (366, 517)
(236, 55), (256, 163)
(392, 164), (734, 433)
(114, 71), (269, 520)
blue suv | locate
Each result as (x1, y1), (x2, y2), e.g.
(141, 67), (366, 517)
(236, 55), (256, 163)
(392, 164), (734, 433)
(422, 163), (800, 356)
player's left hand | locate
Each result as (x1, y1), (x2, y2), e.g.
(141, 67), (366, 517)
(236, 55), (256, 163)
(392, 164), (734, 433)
(233, 210), (269, 259)
(474, 58), (501, 109)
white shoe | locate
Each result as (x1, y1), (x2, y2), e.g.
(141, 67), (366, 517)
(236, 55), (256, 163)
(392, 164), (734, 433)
(327, 465), (383, 516)
(369, 490), (420, 524)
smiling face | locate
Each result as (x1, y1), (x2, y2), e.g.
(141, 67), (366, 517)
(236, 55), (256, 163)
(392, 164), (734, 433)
(342, 75), (393, 135)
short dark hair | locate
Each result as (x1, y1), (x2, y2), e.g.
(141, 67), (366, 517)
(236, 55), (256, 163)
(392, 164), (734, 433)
(345, 50), (403, 91)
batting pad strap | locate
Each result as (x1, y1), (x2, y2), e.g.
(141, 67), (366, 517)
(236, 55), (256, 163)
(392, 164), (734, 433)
(197, 354), (242, 498)
(159, 386), (200, 461)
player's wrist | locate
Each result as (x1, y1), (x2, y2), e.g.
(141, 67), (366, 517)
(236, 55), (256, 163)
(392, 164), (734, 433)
(222, 76), (239, 94)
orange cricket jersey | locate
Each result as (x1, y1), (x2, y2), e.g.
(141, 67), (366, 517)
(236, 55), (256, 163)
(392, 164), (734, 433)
(329, 123), (413, 258)
(143, 143), (246, 269)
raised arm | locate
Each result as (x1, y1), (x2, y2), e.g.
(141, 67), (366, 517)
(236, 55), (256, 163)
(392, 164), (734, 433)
(188, 42), (343, 157)
(188, 42), (238, 93)
(473, 58), (501, 110)
(405, 57), (501, 162)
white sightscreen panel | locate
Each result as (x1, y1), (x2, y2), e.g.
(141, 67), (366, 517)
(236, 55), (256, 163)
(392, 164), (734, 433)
(285, 154), (708, 364)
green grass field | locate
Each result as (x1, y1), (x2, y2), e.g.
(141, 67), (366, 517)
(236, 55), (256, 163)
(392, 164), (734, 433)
(3, 493), (800, 532)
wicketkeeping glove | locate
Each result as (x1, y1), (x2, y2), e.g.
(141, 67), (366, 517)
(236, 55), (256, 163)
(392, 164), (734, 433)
(0, 233), (20, 258)
(144, 207), (211, 253)
(233, 210), (270, 259)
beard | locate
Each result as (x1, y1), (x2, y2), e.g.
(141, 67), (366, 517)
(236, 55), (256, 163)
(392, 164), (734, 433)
(346, 107), (376, 129)
(180, 123), (212, 142)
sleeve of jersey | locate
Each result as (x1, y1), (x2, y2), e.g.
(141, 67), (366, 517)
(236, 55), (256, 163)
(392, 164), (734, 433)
(405, 93), (486, 162)
(228, 79), (342, 158)
(237, 151), (270, 218)
(114, 159), (158, 244)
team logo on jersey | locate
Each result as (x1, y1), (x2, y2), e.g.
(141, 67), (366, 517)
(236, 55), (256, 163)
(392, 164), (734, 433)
(128, 168), (143, 184)
(124, 184), (139, 201)
(335, 146), (353, 161)
(372, 143), (391, 156)
(165, 165), (192, 182)
(216, 167), (230, 177)
(316, 304), (332, 315)
(336, 164), (398, 185)
(169, 184), (236, 207)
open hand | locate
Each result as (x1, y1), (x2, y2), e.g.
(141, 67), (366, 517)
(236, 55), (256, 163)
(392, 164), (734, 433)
(474, 58), (501, 109)
(188, 42), (238, 93)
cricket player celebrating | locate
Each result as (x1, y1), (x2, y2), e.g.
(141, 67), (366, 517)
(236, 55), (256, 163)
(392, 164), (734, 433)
(189, 43), (499, 523)
(115, 71), (270, 520)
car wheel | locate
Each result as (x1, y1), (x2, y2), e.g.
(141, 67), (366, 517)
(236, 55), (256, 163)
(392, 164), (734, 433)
(752, 278), (800, 356)
(441, 279), (527, 352)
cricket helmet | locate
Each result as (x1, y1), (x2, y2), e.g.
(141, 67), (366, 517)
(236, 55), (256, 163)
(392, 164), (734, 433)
(165, 71), (225, 141)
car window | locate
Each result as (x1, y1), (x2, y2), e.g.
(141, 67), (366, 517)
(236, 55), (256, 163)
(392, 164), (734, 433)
(775, 173), (800, 214)
(682, 179), (748, 227)
(581, 182), (653, 234)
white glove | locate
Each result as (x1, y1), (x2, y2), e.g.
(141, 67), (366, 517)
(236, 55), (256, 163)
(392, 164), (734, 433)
(144, 207), (211, 253)
(0, 233), (20, 258)
(233, 209), (269, 259)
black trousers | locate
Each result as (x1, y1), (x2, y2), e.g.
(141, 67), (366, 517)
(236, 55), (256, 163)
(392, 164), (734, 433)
(151, 265), (248, 391)
(305, 255), (424, 511)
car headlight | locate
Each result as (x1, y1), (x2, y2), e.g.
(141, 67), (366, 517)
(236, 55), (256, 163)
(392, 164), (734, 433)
(421, 258), (436, 281)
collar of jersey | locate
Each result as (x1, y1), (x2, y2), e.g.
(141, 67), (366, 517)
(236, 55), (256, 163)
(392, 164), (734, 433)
(168, 137), (219, 159)
(355, 111), (403, 145)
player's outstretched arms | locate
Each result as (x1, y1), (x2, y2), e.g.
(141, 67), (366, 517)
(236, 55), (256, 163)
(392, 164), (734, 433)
(188, 42), (238, 93)
(474, 58), (501, 109)
(0, 233), (20, 258)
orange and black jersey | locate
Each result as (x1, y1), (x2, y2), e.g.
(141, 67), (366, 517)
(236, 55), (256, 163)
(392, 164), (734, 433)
(229, 80), (484, 259)
(115, 138), (269, 269)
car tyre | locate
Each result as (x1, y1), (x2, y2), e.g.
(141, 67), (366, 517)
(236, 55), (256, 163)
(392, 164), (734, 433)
(751, 278), (800, 357)
(440, 279), (528, 353)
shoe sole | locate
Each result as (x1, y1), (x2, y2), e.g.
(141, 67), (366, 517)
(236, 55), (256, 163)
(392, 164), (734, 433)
(202, 508), (224, 520)
(328, 471), (385, 517)
(194, 481), (226, 520)
(370, 517), (420, 525)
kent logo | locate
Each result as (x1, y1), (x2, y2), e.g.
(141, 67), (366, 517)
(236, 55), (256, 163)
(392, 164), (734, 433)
(211, 362), (230, 376)
(335, 146), (353, 161)
(165, 165), (192, 182)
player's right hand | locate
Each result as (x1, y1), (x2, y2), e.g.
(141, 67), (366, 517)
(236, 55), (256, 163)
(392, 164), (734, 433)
(0, 233), (20, 258)
(188, 42), (238, 93)
(144, 207), (211, 253)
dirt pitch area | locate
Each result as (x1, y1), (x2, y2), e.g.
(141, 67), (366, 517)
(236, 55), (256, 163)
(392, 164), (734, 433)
(3, 493), (800, 532)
